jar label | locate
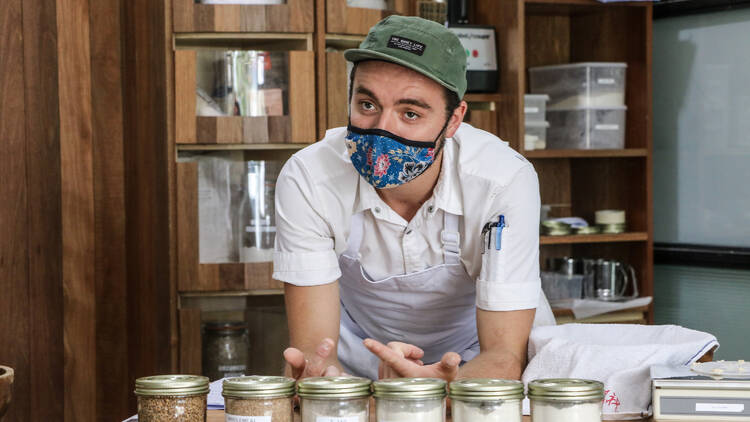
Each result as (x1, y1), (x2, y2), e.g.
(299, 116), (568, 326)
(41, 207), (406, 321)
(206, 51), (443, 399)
(315, 418), (361, 422)
(226, 415), (271, 422)
(218, 365), (247, 372)
(597, 78), (616, 85)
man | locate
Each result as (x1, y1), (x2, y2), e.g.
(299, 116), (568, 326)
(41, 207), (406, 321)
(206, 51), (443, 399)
(273, 15), (555, 382)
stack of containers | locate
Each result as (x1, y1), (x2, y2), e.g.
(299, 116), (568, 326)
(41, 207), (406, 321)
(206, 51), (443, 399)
(529, 63), (627, 149)
(524, 94), (549, 150)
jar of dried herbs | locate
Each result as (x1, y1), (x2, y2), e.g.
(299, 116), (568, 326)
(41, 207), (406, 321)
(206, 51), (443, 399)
(297, 376), (372, 422)
(202, 321), (249, 381)
(222, 375), (295, 422)
(135, 375), (209, 422)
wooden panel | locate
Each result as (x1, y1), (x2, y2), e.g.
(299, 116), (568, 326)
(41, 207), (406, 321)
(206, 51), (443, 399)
(532, 158), (572, 217)
(326, 0), (406, 35)
(175, 50), (197, 144)
(173, 0), (314, 33)
(245, 263), (283, 290)
(90, 0), (131, 418)
(466, 110), (498, 135)
(289, 51), (316, 143)
(540, 232), (648, 245)
(0, 2), (31, 421)
(22, 0), (65, 420)
(177, 162), (200, 292)
(326, 52), (349, 129)
(57, 0), (97, 420)
(179, 308), (203, 375)
(246, 296), (288, 375)
(195, 116), (293, 145)
(473, 0), (523, 149)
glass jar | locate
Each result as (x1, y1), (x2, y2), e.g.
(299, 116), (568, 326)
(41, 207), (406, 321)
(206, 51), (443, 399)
(297, 376), (372, 422)
(202, 321), (249, 381)
(135, 375), (209, 422)
(449, 379), (523, 422)
(528, 378), (604, 422)
(373, 378), (446, 422)
(223, 375), (295, 422)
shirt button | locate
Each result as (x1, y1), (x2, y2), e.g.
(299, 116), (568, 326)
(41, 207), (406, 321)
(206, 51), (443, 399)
(405, 229), (413, 235)
(374, 207), (381, 214)
(427, 205), (435, 213)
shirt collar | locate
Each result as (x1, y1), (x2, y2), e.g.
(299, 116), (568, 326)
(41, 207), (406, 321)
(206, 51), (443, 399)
(352, 137), (464, 217)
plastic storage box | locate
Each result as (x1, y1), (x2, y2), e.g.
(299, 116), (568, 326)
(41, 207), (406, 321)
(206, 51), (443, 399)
(547, 106), (626, 149)
(528, 62), (627, 110)
(541, 272), (585, 301)
(524, 94), (549, 123)
(524, 121), (549, 150)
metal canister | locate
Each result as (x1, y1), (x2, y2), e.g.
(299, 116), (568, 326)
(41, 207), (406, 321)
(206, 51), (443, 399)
(298, 377), (372, 422)
(373, 378), (446, 422)
(223, 376), (295, 422)
(135, 375), (209, 422)
(450, 379), (524, 422)
(528, 378), (604, 422)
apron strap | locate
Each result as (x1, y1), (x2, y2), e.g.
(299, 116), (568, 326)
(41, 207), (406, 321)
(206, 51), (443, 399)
(441, 212), (461, 265)
(343, 212), (365, 257)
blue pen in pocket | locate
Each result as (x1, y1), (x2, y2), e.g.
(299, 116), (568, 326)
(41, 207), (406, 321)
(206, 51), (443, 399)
(495, 215), (506, 251)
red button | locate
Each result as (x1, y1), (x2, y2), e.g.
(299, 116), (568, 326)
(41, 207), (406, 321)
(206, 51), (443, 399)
(472, 49), (479, 58)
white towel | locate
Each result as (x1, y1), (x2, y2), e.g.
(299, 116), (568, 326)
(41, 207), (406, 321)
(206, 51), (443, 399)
(522, 324), (718, 420)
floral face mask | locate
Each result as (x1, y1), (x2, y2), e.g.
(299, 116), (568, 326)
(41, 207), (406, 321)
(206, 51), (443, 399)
(345, 120), (448, 189)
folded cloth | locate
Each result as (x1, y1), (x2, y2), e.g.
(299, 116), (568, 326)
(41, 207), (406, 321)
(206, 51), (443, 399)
(551, 296), (653, 319)
(522, 324), (718, 420)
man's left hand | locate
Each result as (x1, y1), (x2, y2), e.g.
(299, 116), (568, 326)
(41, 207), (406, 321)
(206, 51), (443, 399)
(363, 338), (461, 381)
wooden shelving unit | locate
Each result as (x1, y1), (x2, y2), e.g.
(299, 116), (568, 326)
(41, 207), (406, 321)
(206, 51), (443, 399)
(162, 0), (654, 376)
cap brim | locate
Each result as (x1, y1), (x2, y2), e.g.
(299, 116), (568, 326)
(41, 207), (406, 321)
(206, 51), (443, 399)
(344, 48), (460, 97)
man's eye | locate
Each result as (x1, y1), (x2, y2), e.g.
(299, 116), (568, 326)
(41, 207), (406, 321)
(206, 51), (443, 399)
(405, 111), (419, 120)
(361, 101), (375, 111)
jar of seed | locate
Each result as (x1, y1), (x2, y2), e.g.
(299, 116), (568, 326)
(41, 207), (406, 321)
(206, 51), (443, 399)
(528, 378), (604, 422)
(135, 375), (209, 422)
(222, 375), (295, 422)
(297, 376), (372, 422)
(373, 378), (446, 422)
(202, 321), (250, 381)
(449, 379), (524, 422)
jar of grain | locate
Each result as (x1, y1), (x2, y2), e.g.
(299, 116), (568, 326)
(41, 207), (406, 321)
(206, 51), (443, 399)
(222, 375), (295, 422)
(373, 378), (446, 422)
(202, 321), (250, 381)
(135, 375), (209, 422)
(297, 376), (372, 422)
(449, 379), (524, 422)
(528, 378), (604, 422)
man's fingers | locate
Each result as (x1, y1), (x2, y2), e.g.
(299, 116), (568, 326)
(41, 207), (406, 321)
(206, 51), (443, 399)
(305, 338), (335, 377)
(323, 365), (342, 377)
(386, 341), (425, 360)
(437, 352), (461, 374)
(283, 347), (306, 379)
(364, 338), (418, 376)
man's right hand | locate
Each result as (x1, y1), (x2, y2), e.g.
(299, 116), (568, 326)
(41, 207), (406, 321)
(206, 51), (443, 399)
(283, 337), (345, 380)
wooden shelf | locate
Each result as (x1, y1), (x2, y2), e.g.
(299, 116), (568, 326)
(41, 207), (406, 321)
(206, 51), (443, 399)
(325, 33), (366, 50)
(177, 143), (312, 151)
(525, 0), (650, 7)
(540, 232), (649, 245)
(464, 93), (504, 103)
(180, 289), (284, 298)
(174, 32), (313, 51)
(524, 148), (648, 159)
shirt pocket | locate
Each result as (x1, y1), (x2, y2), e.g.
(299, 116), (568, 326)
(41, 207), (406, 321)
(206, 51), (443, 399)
(478, 223), (507, 283)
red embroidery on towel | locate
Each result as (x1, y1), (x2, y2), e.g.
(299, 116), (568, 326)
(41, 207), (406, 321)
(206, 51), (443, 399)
(603, 389), (621, 412)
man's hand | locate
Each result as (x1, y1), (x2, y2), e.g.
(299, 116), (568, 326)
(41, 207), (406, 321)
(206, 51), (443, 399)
(284, 338), (345, 380)
(364, 338), (461, 381)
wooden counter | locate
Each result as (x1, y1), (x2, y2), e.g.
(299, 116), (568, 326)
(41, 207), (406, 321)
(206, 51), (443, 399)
(207, 409), (658, 421)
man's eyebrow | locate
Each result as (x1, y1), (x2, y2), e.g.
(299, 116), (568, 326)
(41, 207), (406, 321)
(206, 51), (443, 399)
(355, 86), (380, 104)
(396, 98), (432, 110)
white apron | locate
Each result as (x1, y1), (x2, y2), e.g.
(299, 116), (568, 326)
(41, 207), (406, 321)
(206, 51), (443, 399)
(336, 210), (555, 380)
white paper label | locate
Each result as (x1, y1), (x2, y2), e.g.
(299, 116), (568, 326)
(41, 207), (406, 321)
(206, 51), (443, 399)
(598, 78), (616, 85)
(448, 28), (498, 71)
(696, 403), (745, 413)
(315, 418), (361, 422)
(595, 124), (620, 131)
(524, 107), (540, 113)
(226, 415), (271, 422)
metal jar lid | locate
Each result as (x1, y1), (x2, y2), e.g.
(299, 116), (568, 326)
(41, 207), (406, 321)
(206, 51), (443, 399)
(297, 376), (372, 399)
(204, 320), (247, 334)
(597, 223), (626, 234)
(574, 226), (601, 235)
(527, 379), (604, 402)
(223, 376), (295, 399)
(135, 375), (210, 397)
(449, 379), (524, 401)
(373, 378), (446, 399)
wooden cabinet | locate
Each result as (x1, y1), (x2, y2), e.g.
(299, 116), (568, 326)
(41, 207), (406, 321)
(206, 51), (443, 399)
(173, 0), (315, 33)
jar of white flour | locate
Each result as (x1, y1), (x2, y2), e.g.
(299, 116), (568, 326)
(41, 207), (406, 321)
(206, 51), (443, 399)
(449, 378), (523, 422)
(373, 378), (446, 422)
(528, 378), (603, 422)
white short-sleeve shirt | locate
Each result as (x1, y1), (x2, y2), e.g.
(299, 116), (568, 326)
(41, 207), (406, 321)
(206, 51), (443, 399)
(272, 123), (541, 311)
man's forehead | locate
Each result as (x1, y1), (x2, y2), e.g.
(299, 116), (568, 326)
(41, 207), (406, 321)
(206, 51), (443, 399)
(353, 61), (443, 106)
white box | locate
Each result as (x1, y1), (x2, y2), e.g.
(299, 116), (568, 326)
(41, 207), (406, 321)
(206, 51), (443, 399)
(524, 94), (549, 123)
(529, 62), (627, 110)
(547, 106), (626, 150)
(524, 121), (549, 150)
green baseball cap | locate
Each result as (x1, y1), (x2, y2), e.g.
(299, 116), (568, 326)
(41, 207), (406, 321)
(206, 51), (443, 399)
(344, 15), (467, 98)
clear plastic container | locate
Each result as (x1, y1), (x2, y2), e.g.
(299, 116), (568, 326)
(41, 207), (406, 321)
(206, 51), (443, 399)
(541, 272), (585, 301)
(528, 62), (627, 110)
(524, 121), (549, 151)
(547, 106), (626, 150)
(524, 94), (549, 123)
(528, 379), (604, 422)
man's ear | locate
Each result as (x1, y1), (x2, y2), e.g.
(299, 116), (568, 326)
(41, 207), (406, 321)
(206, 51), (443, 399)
(445, 100), (468, 139)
